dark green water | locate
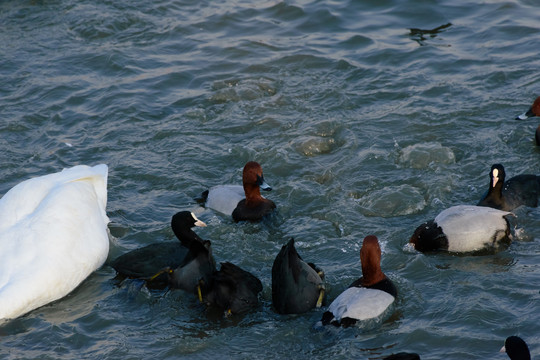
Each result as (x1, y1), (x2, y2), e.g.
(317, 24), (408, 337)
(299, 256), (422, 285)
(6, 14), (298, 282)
(1, 0), (539, 359)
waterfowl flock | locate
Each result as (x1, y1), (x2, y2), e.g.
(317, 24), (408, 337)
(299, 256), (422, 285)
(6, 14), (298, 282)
(0, 99), (538, 358)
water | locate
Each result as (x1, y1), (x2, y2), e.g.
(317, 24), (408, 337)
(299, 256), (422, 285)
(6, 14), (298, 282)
(1, 0), (539, 358)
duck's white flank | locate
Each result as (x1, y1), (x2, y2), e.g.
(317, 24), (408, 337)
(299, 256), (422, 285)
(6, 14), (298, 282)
(434, 205), (511, 252)
(0, 164), (109, 320)
(205, 185), (245, 215)
(328, 287), (395, 322)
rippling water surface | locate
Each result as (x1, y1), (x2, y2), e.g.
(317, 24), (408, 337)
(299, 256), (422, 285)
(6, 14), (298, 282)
(1, 0), (539, 359)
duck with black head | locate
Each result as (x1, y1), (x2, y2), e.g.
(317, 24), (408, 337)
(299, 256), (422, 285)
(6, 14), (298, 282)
(516, 96), (540, 145)
(201, 161), (276, 222)
(500, 336), (530, 360)
(321, 235), (397, 327)
(110, 211), (209, 287)
(477, 164), (540, 211)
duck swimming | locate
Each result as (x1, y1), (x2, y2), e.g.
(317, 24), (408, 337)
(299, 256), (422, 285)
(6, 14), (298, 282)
(110, 211), (208, 287)
(150, 237), (216, 300)
(477, 164), (540, 211)
(204, 262), (263, 316)
(167, 238), (215, 297)
(272, 238), (325, 314)
(500, 336), (530, 360)
(409, 205), (512, 253)
(383, 353), (421, 360)
(153, 260), (260, 315)
(0, 164), (109, 320)
(202, 161), (276, 222)
(321, 235), (397, 327)
(516, 96), (540, 145)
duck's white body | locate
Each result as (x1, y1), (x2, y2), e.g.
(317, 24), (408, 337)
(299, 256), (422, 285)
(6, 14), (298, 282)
(205, 185), (244, 216)
(0, 164), (109, 320)
(327, 287), (395, 322)
(435, 205), (511, 252)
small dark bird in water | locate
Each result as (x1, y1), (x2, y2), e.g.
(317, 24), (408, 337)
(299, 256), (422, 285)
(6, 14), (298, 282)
(383, 353), (421, 360)
(110, 211), (208, 287)
(271, 238), (325, 314)
(204, 262), (263, 316)
(477, 164), (540, 211)
(150, 238), (216, 301)
(500, 336), (530, 360)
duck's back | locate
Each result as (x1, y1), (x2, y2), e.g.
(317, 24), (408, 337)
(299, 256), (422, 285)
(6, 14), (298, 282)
(434, 205), (511, 252)
(0, 164), (109, 320)
(204, 185), (244, 216)
(111, 242), (190, 279)
(272, 240), (324, 314)
(503, 174), (540, 209)
(206, 262), (263, 314)
(327, 287), (395, 322)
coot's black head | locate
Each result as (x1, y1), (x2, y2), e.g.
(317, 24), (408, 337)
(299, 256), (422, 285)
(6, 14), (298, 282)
(171, 211), (206, 230)
(501, 336), (530, 360)
(490, 164), (506, 189)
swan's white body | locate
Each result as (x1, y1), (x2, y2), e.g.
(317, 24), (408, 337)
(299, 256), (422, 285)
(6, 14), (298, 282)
(205, 185), (244, 216)
(0, 164), (109, 320)
(327, 287), (395, 322)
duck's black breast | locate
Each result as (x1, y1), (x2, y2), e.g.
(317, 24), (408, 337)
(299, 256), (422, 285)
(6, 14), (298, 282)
(409, 219), (449, 252)
(348, 277), (398, 298)
(232, 199), (276, 222)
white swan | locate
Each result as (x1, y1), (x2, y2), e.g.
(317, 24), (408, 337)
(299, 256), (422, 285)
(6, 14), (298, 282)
(0, 164), (110, 320)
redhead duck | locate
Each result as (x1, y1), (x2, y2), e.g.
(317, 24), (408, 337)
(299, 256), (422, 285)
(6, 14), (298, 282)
(204, 262), (263, 315)
(321, 236), (397, 327)
(0, 164), (109, 320)
(500, 336), (530, 360)
(202, 161), (276, 222)
(111, 211), (209, 287)
(516, 96), (540, 145)
(477, 164), (540, 211)
(409, 205), (512, 253)
(271, 238), (325, 314)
